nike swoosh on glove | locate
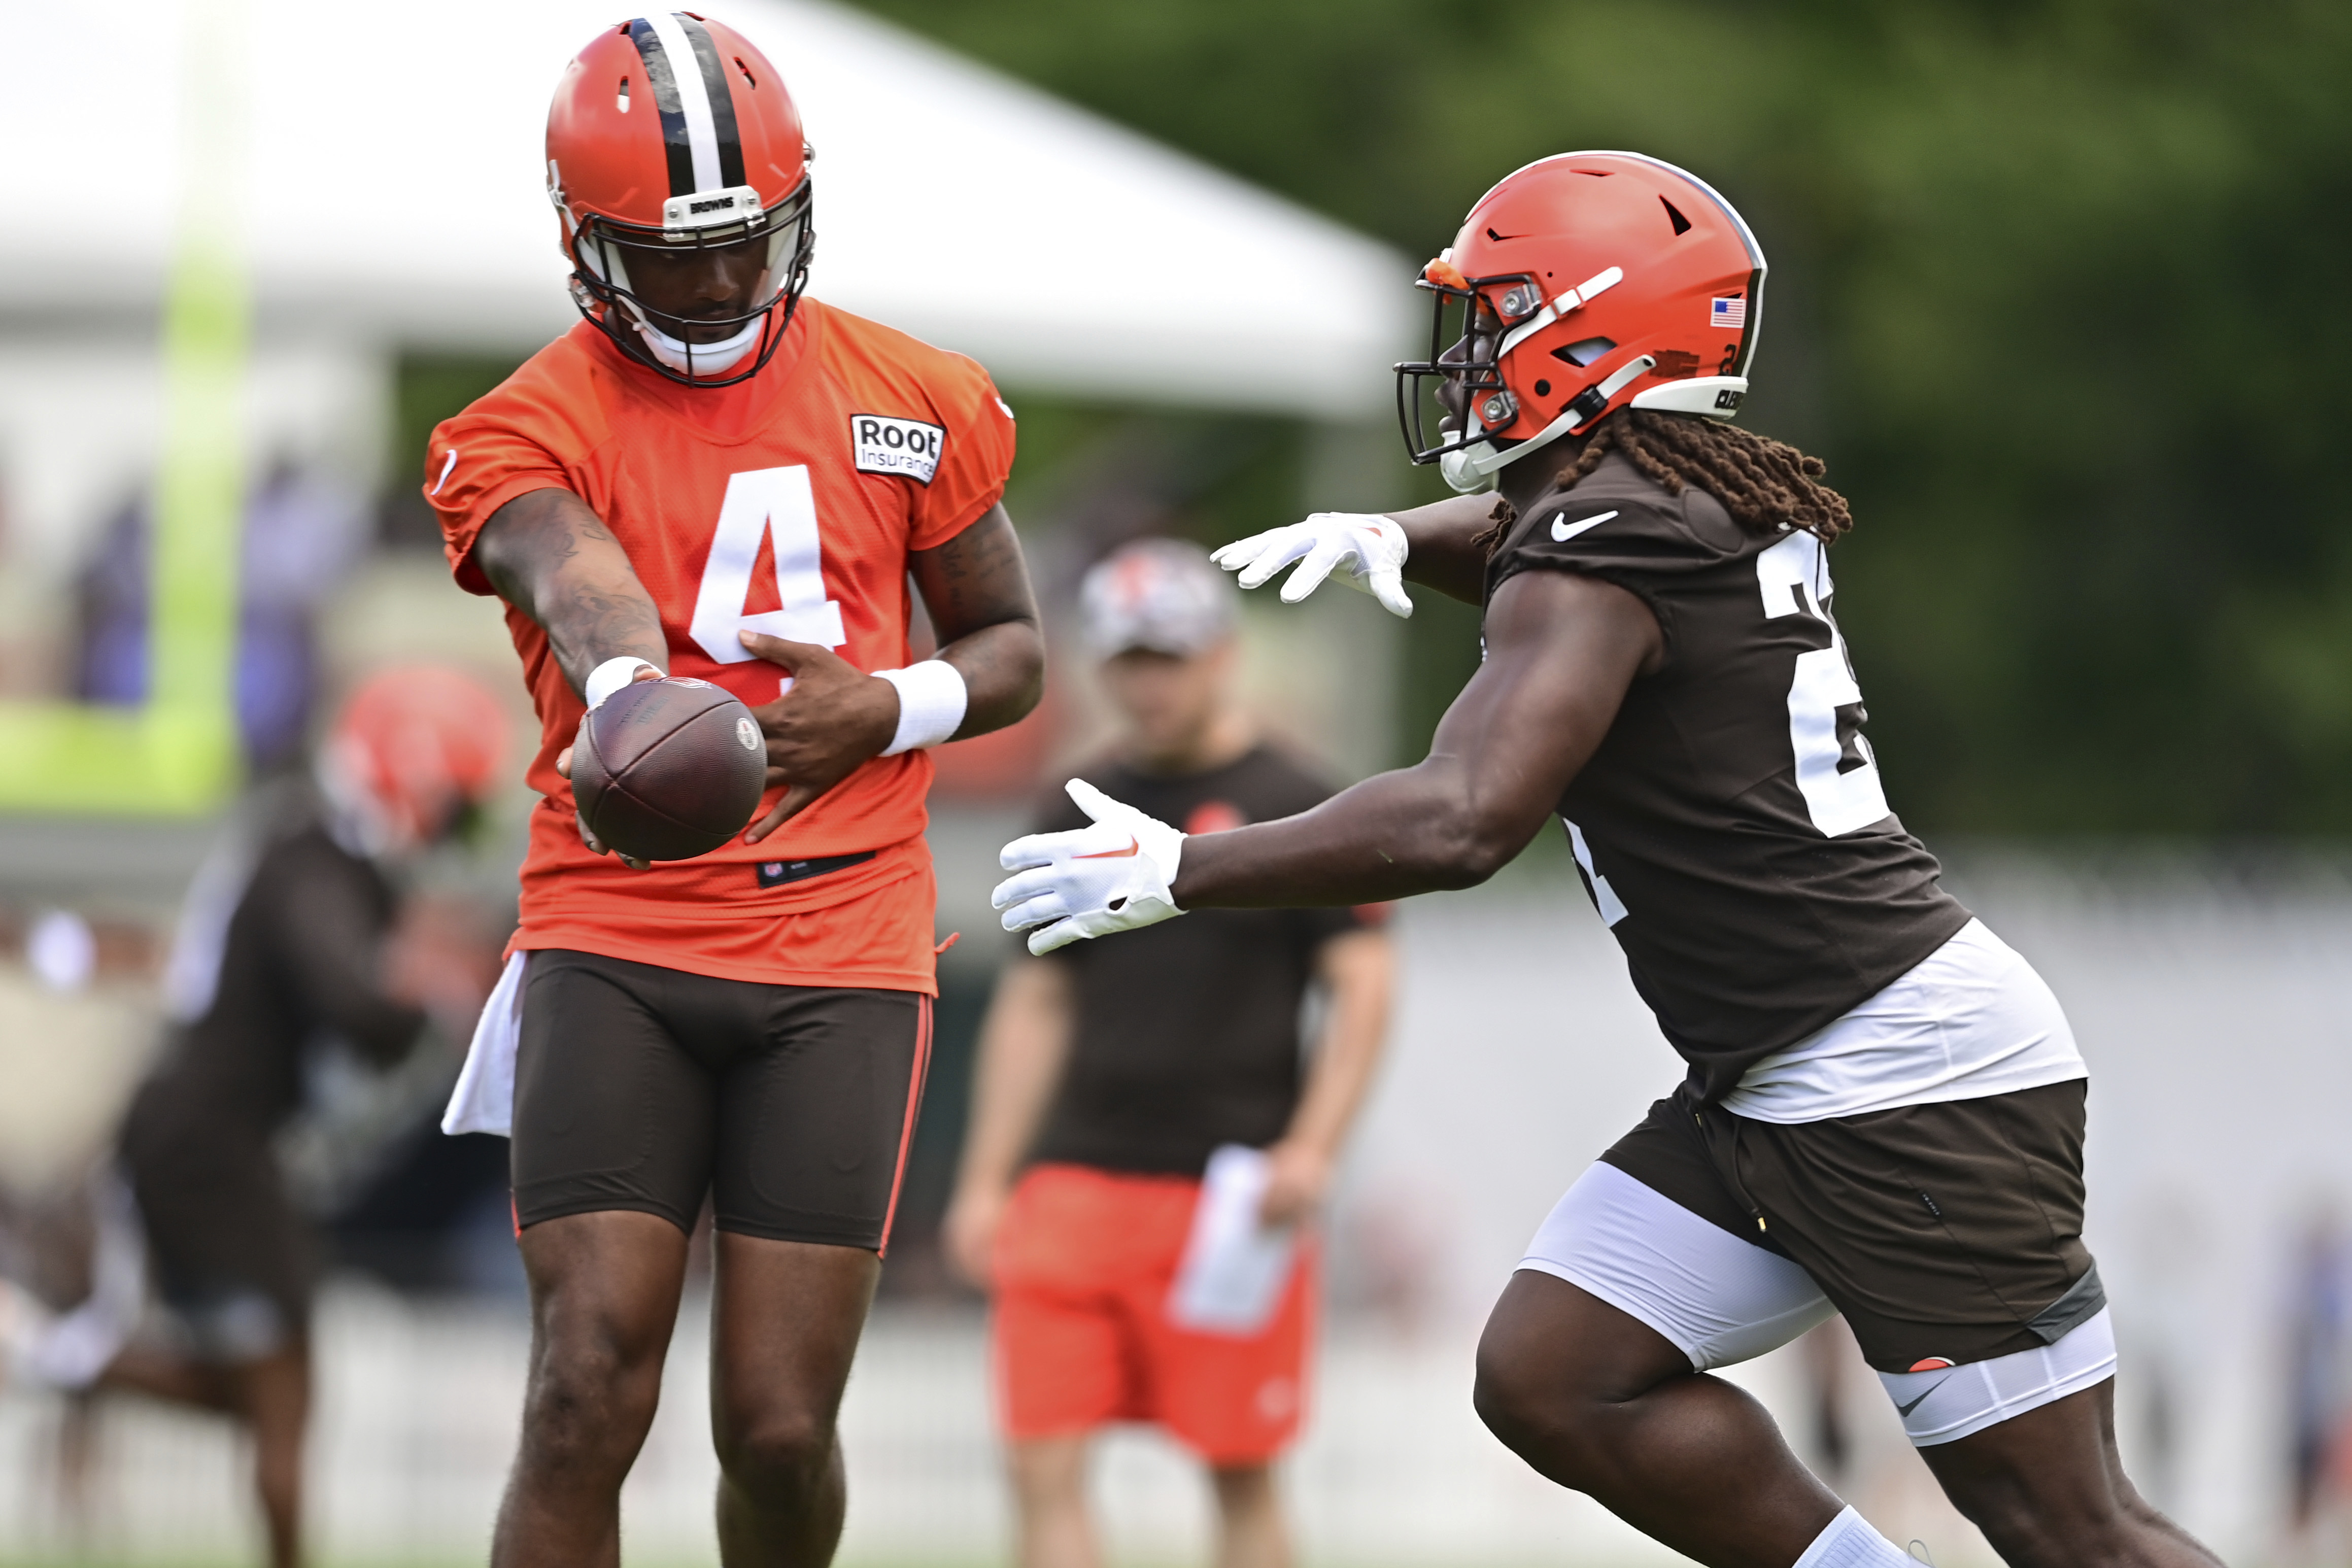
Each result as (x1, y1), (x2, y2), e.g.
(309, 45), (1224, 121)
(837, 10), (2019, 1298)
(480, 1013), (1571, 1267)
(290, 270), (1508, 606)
(993, 779), (1187, 955)
(1210, 513), (1412, 618)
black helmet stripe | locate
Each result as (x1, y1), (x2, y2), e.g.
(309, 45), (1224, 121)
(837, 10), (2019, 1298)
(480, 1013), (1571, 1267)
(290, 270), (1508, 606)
(626, 18), (697, 197)
(674, 16), (746, 191)
(626, 12), (743, 199)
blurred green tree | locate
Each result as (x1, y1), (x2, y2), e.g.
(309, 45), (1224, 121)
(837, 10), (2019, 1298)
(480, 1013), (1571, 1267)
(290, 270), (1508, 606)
(851, 0), (2352, 832)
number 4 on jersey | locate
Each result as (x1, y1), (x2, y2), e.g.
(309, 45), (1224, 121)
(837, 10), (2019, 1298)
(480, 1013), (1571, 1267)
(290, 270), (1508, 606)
(689, 465), (846, 664)
(1757, 531), (1890, 838)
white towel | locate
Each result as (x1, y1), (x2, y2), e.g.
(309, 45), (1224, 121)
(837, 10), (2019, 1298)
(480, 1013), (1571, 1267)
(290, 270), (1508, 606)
(441, 950), (528, 1138)
(1166, 1144), (1299, 1336)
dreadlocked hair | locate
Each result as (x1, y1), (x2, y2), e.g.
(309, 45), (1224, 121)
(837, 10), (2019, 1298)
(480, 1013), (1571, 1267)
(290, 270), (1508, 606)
(1471, 408), (1852, 557)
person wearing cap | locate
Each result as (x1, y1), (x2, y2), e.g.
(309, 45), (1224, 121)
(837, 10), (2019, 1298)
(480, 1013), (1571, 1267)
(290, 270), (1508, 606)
(942, 538), (1394, 1568)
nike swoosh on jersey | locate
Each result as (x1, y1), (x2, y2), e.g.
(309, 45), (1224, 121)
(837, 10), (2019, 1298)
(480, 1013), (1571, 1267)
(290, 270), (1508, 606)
(1074, 838), (1141, 860)
(1551, 508), (1619, 542)
(1894, 1376), (1952, 1418)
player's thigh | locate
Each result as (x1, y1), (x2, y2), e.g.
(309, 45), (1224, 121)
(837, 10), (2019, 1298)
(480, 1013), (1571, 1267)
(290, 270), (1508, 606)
(711, 986), (930, 1249)
(1499, 1100), (1835, 1390)
(1912, 1376), (2127, 1521)
(511, 950), (718, 1234)
(707, 1230), (879, 1456)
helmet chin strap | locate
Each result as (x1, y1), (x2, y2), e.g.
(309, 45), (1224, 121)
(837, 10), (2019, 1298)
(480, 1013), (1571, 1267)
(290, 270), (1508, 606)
(1439, 444), (1496, 495)
(1440, 354), (1658, 495)
(625, 310), (764, 377)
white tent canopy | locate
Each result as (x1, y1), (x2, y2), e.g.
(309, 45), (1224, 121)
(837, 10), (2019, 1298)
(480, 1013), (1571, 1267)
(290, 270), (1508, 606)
(1, 0), (1413, 417)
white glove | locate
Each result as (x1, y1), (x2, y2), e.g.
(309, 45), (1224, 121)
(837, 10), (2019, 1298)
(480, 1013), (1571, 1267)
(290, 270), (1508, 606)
(993, 779), (1187, 955)
(1211, 513), (1413, 618)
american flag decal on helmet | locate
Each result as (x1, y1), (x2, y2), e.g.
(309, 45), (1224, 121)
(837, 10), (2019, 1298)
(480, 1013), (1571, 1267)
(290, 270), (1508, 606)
(627, 12), (747, 198)
(1710, 295), (1748, 330)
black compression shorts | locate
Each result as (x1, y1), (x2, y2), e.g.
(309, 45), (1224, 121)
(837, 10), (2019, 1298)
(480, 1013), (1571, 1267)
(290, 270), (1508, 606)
(1600, 1079), (2100, 1372)
(510, 950), (932, 1251)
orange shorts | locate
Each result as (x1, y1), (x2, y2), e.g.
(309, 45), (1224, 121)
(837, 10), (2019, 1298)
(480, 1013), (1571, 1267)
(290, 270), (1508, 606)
(990, 1163), (1315, 1464)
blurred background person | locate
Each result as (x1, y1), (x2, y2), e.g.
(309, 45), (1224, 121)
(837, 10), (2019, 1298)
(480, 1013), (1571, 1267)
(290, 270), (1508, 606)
(944, 539), (1394, 1568)
(2284, 1206), (2352, 1564)
(2, 665), (507, 1568)
(72, 461), (370, 774)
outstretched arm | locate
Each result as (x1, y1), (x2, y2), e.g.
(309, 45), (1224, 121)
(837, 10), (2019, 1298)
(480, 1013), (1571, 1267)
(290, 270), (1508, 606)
(1214, 492), (1518, 615)
(994, 568), (1660, 953)
(474, 487), (669, 866)
(1172, 569), (1657, 907)
(1388, 493), (1519, 605)
(472, 487), (668, 697)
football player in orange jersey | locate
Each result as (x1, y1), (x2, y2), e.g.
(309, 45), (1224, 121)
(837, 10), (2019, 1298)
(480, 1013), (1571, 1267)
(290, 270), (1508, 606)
(422, 15), (1042, 1566)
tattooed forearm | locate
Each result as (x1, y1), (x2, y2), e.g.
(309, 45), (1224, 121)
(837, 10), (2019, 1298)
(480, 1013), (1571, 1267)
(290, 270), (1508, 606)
(909, 504), (1044, 739)
(475, 487), (669, 697)
(916, 504), (1032, 624)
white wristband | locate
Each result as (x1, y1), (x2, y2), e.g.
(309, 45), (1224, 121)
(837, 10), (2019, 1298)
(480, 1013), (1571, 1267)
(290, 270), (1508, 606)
(874, 660), (969, 756)
(585, 656), (664, 710)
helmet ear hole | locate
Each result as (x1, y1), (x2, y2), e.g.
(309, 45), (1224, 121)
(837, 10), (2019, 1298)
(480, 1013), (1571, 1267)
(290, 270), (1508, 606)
(1554, 337), (1616, 368)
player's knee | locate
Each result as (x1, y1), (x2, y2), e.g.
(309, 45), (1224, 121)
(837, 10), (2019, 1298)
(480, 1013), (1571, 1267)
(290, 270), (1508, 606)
(1472, 1349), (1592, 1473)
(526, 1331), (663, 1465)
(715, 1406), (836, 1499)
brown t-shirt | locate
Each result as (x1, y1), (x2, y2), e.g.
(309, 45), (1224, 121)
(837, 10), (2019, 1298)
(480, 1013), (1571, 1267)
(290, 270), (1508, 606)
(1486, 451), (1969, 1103)
(1027, 745), (1381, 1177)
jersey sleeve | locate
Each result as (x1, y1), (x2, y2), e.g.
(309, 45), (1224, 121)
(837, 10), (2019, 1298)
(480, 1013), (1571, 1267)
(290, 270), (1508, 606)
(1486, 476), (1744, 659)
(907, 359), (1017, 552)
(423, 368), (592, 596)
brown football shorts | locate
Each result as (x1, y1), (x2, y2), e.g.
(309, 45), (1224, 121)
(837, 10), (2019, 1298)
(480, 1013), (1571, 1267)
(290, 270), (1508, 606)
(510, 949), (932, 1251)
(1598, 1078), (2103, 1373)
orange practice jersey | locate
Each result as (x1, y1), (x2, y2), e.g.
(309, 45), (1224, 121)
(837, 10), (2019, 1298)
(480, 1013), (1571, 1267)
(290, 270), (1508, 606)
(427, 302), (1016, 992)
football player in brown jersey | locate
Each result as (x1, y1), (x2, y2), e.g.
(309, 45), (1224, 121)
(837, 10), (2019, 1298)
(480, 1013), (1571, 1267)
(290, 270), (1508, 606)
(996, 153), (2220, 1568)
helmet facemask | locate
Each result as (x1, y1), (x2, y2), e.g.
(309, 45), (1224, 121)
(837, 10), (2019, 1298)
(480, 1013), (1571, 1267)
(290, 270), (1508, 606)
(1395, 268), (1521, 485)
(567, 179), (815, 388)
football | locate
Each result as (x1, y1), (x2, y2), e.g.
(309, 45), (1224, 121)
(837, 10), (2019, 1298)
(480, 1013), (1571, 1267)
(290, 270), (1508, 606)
(569, 677), (768, 862)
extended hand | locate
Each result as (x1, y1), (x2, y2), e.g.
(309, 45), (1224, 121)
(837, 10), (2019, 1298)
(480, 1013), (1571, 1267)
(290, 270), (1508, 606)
(738, 632), (900, 842)
(993, 780), (1186, 955)
(1212, 513), (1413, 618)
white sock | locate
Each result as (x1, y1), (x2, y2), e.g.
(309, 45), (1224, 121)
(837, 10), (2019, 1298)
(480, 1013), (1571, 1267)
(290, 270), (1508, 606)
(1791, 1507), (1916, 1568)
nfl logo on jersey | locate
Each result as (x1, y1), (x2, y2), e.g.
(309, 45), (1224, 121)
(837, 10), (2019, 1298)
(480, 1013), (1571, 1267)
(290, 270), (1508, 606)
(851, 415), (945, 485)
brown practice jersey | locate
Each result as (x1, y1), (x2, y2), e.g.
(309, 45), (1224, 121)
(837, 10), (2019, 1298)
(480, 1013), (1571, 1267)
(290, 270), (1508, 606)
(1028, 746), (1382, 1176)
(1484, 451), (1970, 1103)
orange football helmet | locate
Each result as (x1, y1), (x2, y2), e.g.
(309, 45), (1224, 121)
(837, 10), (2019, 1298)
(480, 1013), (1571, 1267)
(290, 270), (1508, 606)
(546, 13), (814, 386)
(328, 667), (510, 853)
(1396, 152), (1767, 492)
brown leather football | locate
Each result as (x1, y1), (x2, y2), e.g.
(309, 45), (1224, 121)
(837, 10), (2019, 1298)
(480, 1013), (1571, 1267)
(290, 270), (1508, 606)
(568, 677), (768, 862)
